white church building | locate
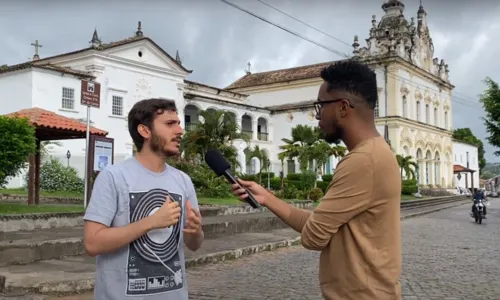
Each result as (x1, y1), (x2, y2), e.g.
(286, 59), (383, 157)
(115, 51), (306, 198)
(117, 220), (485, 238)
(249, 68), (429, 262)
(0, 2), (479, 192)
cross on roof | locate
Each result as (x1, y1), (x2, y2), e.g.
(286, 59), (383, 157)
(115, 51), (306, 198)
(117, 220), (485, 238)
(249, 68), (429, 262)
(31, 40), (42, 60)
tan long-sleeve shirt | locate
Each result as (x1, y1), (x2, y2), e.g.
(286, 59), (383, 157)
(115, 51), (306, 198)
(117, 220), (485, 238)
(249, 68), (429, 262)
(288, 136), (402, 300)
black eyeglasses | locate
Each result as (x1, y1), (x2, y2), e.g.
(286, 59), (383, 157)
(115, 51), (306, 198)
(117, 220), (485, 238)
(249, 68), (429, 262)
(313, 98), (354, 116)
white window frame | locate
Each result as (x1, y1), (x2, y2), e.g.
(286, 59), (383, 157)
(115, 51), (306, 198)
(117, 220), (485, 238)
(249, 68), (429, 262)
(62, 87), (75, 110)
(111, 95), (124, 116)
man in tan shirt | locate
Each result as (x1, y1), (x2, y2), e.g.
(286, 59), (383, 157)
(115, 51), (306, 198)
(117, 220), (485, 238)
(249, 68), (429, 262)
(231, 60), (402, 299)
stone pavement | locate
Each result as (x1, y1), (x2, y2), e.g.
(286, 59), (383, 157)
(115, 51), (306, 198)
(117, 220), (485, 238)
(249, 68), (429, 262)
(188, 199), (500, 299)
(0, 197), (479, 299)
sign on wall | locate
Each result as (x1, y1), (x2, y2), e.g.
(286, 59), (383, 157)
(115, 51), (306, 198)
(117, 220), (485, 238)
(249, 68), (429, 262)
(81, 80), (101, 108)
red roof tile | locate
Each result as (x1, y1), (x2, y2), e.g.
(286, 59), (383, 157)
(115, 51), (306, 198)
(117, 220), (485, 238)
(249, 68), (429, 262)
(453, 164), (475, 173)
(6, 108), (108, 137)
(225, 59), (348, 90)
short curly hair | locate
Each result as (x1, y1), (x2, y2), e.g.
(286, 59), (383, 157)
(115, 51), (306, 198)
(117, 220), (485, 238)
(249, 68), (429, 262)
(128, 98), (178, 152)
(320, 60), (378, 109)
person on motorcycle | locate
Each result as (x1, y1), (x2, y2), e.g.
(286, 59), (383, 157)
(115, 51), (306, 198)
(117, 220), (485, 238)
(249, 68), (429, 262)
(471, 189), (487, 219)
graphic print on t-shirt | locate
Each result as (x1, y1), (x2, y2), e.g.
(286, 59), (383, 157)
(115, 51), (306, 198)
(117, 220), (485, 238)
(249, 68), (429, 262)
(126, 188), (184, 296)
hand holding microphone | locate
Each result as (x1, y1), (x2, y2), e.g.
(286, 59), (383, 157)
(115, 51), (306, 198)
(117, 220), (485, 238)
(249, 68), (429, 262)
(230, 178), (269, 206)
(204, 149), (262, 209)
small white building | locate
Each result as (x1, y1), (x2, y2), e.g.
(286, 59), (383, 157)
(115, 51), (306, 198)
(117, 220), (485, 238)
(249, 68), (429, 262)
(452, 140), (480, 192)
(0, 23), (342, 188)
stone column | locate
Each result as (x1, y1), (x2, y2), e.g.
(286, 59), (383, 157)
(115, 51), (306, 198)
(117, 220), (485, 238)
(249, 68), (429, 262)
(237, 141), (246, 173)
(418, 159), (425, 185)
(267, 122), (273, 142)
(427, 159), (434, 187)
(252, 119), (258, 141)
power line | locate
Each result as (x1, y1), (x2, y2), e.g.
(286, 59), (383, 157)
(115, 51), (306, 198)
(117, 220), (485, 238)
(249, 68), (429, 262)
(255, 0), (353, 48)
(251, 0), (481, 105)
(219, 0), (349, 58)
(219, 0), (482, 109)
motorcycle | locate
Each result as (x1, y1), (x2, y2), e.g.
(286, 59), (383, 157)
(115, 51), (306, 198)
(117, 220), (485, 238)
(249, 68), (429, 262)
(471, 199), (486, 224)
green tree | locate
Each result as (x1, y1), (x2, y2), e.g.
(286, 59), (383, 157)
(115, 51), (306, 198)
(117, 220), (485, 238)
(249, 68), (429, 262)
(279, 125), (322, 171)
(181, 109), (249, 169)
(452, 128), (486, 173)
(278, 124), (346, 176)
(0, 115), (37, 187)
(479, 77), (500, 156)
(245, 145), (270, 183)
(396, 154), (417, 180)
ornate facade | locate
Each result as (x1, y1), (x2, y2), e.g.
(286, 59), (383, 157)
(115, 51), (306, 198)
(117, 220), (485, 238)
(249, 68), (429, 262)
(353, 0), (454, 188)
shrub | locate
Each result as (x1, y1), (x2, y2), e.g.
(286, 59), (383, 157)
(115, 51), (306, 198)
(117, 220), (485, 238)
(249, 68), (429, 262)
(286, 171), (317, 192)
(322, 174), (333, 182)
(309, 187), (324, 201)
(0, 115), (37, 187)
(402, 185), (418, 195)
(402, 179), (417, 186)
(283, 184), (300, 199)
(317, 181), (330, 193)
(401, 178), (418, 195)
(167, 158), (232, 198)
(33, 157), (84, 192)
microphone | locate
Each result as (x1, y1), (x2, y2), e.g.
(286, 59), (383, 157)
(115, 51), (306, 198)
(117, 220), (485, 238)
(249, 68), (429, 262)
(204, 149), (260, 209)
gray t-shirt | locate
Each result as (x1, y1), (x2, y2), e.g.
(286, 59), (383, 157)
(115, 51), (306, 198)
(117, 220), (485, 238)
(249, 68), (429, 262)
(83, 157), (199, 300)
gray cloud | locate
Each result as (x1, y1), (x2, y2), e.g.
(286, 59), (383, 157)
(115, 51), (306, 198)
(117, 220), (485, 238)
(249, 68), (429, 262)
(1, 0), (499, 161)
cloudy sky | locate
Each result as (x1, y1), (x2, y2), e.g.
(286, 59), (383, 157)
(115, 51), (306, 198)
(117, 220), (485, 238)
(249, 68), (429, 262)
(1, 0), (499, 161)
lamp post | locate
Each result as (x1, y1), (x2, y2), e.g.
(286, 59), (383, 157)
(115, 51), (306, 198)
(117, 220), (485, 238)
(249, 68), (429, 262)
(66, 150), (71, 167)
(267, 162), (271, 190)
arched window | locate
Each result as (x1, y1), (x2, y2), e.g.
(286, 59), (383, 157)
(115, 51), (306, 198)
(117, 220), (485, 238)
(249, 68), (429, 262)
(402, 95), (407, 118)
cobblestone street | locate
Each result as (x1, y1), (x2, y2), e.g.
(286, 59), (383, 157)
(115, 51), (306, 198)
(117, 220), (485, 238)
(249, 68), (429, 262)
(187, 200), (500, 300)
(3, 200), (499, 300)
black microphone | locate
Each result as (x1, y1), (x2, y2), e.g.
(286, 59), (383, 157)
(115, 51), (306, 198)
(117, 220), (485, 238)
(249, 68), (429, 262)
(204, 148), (260, 209)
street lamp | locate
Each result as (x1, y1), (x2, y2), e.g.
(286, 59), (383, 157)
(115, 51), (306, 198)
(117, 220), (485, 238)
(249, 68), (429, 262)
(66, 150), (71, 167)
(267, 163), (271, 190)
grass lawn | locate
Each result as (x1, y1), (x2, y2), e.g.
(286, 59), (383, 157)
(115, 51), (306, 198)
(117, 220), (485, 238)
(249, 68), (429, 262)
(0, 203), (86, 214)
(0, 188), (81, 199)
(0, 188), (427, 214)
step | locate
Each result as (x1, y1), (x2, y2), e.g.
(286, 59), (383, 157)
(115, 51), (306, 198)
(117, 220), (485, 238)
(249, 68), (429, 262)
(0, 210), (302, 266)
(0, 196), (468, 267)
(0, 228), (301, 295)
(0, 201), (314, 232)
(0, 198), (472, 296)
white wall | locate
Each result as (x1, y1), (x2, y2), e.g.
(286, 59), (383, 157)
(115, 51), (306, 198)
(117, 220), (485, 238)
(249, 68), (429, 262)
(0, 70), (33, 114)
(3, 45), (187, 187)
(243, 84), (320, 107)
(452, 141), (480, 190)
(243, 65), (387, 116)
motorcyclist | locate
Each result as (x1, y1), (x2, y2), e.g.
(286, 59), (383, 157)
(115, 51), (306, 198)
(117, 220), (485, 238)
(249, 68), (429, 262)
(471, 189), (487, 219)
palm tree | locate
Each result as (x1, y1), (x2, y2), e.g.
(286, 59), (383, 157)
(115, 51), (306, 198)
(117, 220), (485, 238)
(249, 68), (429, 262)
(182, 109), (249, 168)
(279, 125), (318, 171)
(396, 154), (418, 180)
(278, 124), (347, 190)
(245, 145), (270, 183)
(39, 140), (63, 156)
(304, 140), (347, 187)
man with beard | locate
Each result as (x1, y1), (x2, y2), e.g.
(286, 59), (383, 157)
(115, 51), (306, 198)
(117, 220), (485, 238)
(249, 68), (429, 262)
(230, 60), (402, 299)
(83, 98), (204, 300)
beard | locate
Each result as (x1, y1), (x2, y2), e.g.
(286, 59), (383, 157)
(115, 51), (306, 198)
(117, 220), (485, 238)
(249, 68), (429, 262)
(323, 122), (344, 144)
(150, 131), (180, 157)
